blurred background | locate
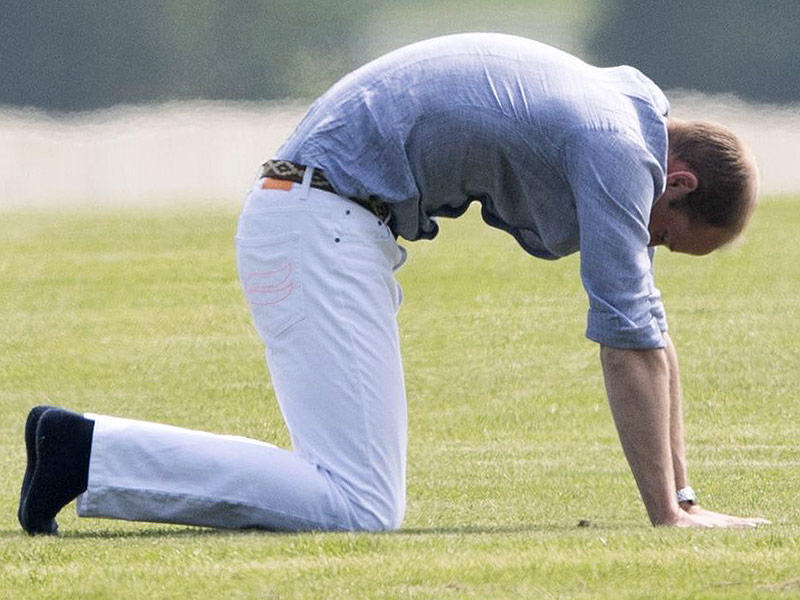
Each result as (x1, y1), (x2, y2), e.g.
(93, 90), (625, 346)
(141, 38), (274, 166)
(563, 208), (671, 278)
(2, 0), (799, 207)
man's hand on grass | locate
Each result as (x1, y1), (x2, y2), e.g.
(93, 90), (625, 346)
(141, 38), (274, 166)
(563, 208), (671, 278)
(667, 505), (771, 528)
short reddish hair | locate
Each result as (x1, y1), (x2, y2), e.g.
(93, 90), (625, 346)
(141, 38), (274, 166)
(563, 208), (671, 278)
(667, 119), (758, 236)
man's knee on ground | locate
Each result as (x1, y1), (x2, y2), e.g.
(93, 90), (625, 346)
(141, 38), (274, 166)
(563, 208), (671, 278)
(349, 494), (405, 532)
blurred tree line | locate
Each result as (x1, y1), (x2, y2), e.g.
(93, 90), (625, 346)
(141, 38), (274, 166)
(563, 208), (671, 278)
(2, 0), (799, 111)
(0, 0), (368, 111)
(588, 0), (800, 104)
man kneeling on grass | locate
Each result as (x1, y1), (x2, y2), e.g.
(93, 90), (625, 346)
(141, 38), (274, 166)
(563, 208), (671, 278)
(19, 33), (769, 534)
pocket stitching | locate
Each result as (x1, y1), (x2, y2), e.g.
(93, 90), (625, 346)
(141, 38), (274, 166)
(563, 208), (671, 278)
(236, 232), (305, 339)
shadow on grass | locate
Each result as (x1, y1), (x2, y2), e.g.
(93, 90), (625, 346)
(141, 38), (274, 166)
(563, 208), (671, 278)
(63, 528), (243, 540)
(0, 520), (636, 540)
(0, 526), (258, 540)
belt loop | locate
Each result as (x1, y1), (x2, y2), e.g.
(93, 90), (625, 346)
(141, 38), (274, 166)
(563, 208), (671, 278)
(299, 165), (314, 200)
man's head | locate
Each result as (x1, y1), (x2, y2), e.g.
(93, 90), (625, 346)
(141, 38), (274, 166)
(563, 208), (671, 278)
(648, 119), (759, 255)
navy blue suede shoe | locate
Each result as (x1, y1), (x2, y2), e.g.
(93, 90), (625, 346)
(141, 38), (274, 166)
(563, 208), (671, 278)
(18, 407), (94, 536)
(17, 405), (55, 531)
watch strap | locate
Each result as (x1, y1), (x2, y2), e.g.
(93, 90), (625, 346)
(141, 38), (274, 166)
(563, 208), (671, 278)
(677, 486), (698, 505)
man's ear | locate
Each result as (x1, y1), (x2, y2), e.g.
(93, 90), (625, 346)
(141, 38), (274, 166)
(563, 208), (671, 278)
(665, 170), (698, 194)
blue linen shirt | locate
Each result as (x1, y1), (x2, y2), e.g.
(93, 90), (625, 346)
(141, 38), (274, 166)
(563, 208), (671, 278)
(277, 33), (670, 349)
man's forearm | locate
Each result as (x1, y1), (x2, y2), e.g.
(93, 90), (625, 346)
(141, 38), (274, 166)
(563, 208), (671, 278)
(663, 332), (689, 491)
(600, 345), (681, 525)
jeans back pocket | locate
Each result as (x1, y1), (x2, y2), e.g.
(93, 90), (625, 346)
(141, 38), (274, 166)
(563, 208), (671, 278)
(236, 232), (305, 341)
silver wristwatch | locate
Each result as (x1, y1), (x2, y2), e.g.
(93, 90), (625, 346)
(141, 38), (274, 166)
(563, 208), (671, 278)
(676, 486), (698, 505)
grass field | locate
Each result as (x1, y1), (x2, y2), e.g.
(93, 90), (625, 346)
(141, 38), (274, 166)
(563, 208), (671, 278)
(1, 198), (799, 599)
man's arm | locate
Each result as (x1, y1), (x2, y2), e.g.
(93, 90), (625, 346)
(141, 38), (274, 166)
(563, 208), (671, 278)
(663, 332), (689, 491)
(601, 340), (770, 527)
(600, 344), (682, 525)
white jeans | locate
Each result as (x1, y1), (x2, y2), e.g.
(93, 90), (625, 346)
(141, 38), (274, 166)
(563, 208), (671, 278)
(77, 172), (408, 531)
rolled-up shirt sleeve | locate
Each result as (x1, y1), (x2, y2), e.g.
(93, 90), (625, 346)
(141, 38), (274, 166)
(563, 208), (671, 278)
(565, 128), (667, 349)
